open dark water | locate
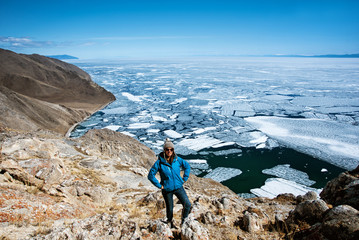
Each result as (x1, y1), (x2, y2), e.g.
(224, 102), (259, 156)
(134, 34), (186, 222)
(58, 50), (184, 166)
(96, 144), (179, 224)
(183, 146), (345, 194)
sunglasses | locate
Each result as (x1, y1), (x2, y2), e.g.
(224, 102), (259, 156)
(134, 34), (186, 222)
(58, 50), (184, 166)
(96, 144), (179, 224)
(165, 148), (174, 152)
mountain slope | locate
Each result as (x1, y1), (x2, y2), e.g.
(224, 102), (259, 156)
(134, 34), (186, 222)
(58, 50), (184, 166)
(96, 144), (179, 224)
(0, 49), (115, 135)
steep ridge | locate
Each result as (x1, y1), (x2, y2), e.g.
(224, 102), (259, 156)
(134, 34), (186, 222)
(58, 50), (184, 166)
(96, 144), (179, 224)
(0, 48), (115, 135)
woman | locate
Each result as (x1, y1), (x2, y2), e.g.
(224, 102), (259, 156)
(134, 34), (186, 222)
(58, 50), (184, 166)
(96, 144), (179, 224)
(148, 138), (191, 228)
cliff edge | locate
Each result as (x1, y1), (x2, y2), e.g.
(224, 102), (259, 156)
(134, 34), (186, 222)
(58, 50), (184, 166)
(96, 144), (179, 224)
(0, 48), (115, 135)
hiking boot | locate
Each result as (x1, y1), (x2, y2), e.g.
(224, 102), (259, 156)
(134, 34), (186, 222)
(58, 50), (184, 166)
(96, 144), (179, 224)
(169, 221), (178, 229)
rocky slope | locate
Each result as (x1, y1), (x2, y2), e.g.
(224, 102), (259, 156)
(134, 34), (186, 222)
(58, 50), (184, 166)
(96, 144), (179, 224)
(1, 127), (358, 240)
(0, 51), (358, 239)
(0, 48), (115, 135)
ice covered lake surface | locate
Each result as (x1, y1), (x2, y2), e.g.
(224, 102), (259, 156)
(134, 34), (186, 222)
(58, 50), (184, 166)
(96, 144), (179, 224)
(69, 57), (359, 198)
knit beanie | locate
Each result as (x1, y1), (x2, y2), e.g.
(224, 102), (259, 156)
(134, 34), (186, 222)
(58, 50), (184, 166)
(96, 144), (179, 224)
(163, 138), (174, 150)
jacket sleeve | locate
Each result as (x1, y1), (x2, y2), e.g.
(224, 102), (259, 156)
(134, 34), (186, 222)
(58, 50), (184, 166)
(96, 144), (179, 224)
(180, 157), (191, 182)
(147, 160), (162, 189)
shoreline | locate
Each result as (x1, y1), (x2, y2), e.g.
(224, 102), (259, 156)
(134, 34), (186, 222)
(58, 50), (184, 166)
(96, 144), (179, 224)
(65, 99), (116, 138)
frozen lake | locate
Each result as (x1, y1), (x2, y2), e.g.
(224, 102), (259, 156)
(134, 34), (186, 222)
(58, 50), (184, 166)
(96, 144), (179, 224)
(70, 57), (359, 198)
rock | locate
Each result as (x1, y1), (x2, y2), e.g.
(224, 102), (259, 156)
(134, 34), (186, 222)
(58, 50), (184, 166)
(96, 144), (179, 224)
(294, 205), (359, 240)
(239, 211), (263, 233)
(0, 159), (44, 188)
(287, 199), (329, 225)
(320, 171), (359, 210)
(75, 128), (156, 169)
(320, 205), (359, 239)
(149, 220), (173, 239)
(221, 197), (231, 210)
(275, 193), (296, 203)
(348, 164), (359, 175)
(199, 211), (218, 224)
(58, 178), (113, 205)
(34, 213), (136, 240)
(130, 167), (149, 176)
(296, 191), (318, 203)
(181, 215), (209, 240)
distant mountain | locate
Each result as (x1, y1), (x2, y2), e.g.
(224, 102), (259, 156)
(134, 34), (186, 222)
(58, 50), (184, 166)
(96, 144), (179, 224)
(46, 54), (79, 60)
(263, 54), (359, 58)
(193, 53), (359, 58)
(312, 54), (359, 58)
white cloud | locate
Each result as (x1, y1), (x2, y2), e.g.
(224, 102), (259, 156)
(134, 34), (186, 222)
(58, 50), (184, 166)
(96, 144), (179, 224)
(0, 36), (53, 48)
(0, 36), (75, 49)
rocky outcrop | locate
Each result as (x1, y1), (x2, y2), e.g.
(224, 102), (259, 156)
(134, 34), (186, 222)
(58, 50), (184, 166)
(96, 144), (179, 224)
(291, 205), (359, 240)
(1, 126), (359, 239)
(0, 127), (299, 240)
(75, 128), (155, 169)
(320, 171), (359, 210)
(285, 171), (359, 240)
(0, 48), (115, 135)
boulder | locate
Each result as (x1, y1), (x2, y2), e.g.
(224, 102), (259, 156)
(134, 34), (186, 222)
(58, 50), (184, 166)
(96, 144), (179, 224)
(181, 215), (209, 240)
(149, 220), (174, 239)
(241, 211), (263, 233)
(287, 199), (329, 225)
(294, 205), (359, 240)
(320, 171), (359, 210)
(296, 191), (318, 204)
(0, 159), (44, 188)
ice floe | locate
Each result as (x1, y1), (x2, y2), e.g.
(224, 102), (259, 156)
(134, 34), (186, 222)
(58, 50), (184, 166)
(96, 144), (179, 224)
(178, 135), (222, 151)
(187, 159), (210, 175)
(147, 129), (160, 133)
(203, 167), (242, 182)
(211, 148), (242, 156)
(235, 131), (268, 148)
(122, 92), (143, 102)
(250, 178), (321, 199)
(171, 98), (188, 104)
(193, 127), (217, 135)
(212, 142), (236, 148)
(101, 107), (129, 115)
(127, 123), (154, 129)
(103, 125), (121, 131)
(245, 116), (359, 170)
(120, 131), (136, 137)
(152, 115), (167, 122)
(164, 130), (183, 139)
(262, 164), (315, 186)
(219, 100), (255, 117)
(292, 96), (359, 108)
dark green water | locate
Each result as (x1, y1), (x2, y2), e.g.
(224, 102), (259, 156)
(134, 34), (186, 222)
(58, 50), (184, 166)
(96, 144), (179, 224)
(182, 147), (345, 194)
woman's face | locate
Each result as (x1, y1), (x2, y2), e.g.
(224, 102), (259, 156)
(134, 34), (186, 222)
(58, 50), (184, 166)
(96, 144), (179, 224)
(165, 148), (174, 157)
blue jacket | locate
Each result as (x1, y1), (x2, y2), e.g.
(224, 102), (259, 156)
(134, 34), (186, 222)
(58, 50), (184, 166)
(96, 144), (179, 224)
(148, 153), (190, 192)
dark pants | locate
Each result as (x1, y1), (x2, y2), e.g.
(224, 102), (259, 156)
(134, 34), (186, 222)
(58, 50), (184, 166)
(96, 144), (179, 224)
(162, 186), (191, 223)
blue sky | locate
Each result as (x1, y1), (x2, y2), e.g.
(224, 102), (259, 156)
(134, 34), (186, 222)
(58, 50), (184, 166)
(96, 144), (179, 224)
(1, 0), (358, 59)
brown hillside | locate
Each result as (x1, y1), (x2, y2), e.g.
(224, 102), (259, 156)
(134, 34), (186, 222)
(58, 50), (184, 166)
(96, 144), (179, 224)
(0, 49), (115, 135)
